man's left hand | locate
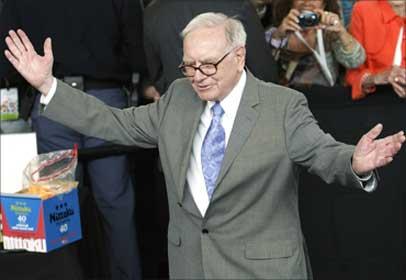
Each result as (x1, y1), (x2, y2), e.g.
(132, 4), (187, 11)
(352, 124), (405, 176)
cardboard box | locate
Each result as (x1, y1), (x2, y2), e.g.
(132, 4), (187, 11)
(0, 188), (81, 252)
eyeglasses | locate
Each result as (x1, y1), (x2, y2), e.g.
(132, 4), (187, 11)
(179, 49), (233, 77)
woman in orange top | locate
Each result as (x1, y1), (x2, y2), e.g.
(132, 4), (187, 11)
(346, 0), (406, 100)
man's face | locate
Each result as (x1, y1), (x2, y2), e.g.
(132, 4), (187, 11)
(182, 25), (246, 102)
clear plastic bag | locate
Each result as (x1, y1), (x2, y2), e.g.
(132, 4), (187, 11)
(21, 145), (78, 199)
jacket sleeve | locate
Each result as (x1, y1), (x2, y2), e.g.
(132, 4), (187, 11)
(43, 79), (175, 148)
(284, 91), (361, 188)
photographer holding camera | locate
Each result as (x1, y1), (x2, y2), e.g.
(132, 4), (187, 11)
(267, 0), (365, 87)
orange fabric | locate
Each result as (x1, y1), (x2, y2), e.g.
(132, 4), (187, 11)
(345, 0), (406, 100)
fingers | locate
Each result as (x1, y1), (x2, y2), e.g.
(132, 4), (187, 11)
(375, 156), (393, 169)
(4, 29), (35, 64)
(43, 37), (53, 60)
(392, 82), (406, 98)
(393, 75), (406, 85)
(289, 9), (301, 19)
(388, 67), (406, 98)
(5, 35), (22, 61)
(315, 9), (342, 32)
(379, 141), (402, 158)
(365, 123), (383, 141)
(393, 130), (406, 145)
(8, 30), (26, 55)
(354, 128), (404, 171)
(376, 130), (405, 157)
(4, 29), (38, 58)
(388, 66), (405, 80)
(282, 9), (302, 33)
(317, 9), (339, 25)
(4, 49), (20, 69)
(285, 19), (302, 33)
(17, 29), (35, 53)
(378, 131), (405, 167)
(382, 131), (405, 146)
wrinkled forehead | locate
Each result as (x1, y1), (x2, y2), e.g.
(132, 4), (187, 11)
(182, 26), (229, 62)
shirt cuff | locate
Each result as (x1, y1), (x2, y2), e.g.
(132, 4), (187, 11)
(39, 77), (57, 107)
(351, 164), (378, 192)
(265, 27), (288, 49)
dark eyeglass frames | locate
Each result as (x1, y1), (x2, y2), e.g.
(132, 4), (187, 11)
(178, 49), (233, 77)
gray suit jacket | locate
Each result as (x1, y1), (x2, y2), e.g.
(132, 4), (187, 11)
(44, 72), (363, 279)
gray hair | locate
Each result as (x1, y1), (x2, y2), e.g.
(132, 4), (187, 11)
(181, 12), (247, 49)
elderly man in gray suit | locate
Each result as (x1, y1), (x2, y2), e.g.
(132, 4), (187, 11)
(4, 13), (405, 280)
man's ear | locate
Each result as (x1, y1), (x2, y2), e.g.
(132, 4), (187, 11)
(235, 46), (246, 71)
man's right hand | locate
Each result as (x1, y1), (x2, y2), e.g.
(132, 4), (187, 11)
(4, 29), (54, 95)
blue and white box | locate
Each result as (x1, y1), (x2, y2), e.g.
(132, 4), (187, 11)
(1, 187), (82, 252)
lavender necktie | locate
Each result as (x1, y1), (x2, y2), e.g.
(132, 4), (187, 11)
(201, 102), (225, 199)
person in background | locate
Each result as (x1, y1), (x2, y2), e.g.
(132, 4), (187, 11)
(268, 0), (365, 87)
(4, 12), (405, 279)
(0, 1), (144, 279)
(250, 0), (274, 28)
(346, 0), (405, 100)
(142, 0), (278, 101)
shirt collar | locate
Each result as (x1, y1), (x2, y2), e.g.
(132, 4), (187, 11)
(207, 70), (247, 116)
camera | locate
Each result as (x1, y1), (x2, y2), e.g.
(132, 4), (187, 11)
(298, 10), (320, 28)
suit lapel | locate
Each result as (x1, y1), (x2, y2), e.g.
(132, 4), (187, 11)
(176, 95), (205, 201)
(214, 72), (260, 194)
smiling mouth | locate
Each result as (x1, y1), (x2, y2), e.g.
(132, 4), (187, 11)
(197, 84), (212, 91)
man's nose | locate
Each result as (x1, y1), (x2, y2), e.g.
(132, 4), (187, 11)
(193, 68), (207, 81)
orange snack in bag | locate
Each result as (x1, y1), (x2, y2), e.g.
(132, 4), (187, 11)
(19, 184), (55, 200)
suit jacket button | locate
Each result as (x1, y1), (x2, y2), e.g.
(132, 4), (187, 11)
(202, 229), (209, 234)
(177, 202), (182, 207)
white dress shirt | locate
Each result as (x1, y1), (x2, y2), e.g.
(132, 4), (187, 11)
(40, 77), (58, 104)
(186, 71), (247, 217)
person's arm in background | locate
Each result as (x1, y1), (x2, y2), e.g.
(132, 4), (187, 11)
(314, 8), (366, 69)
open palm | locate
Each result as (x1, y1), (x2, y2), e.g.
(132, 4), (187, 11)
(4, 29), (54, 94)
(352, 124), (405, 175)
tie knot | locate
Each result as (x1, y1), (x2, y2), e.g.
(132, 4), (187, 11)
(211, 102), (224, 117)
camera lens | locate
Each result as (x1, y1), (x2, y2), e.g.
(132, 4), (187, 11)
(298, 10), (320, 27)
